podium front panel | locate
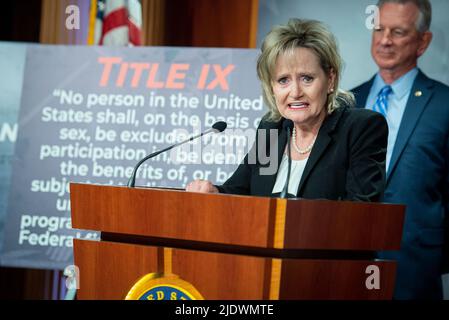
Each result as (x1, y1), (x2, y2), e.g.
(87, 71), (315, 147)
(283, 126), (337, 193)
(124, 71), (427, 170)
(74, 239), (396, 300)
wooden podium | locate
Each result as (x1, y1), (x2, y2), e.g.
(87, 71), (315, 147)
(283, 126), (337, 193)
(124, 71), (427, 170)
(70, 183), (405, 300)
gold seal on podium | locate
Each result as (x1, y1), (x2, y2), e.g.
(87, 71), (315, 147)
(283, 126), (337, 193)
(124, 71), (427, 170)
(125, 273), (204, 300)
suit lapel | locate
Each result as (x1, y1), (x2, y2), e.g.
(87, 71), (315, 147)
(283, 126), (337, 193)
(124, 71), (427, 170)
(387, 71), (434, 182)
(296, 107), (346, 196)
(353, 76), (375, 109)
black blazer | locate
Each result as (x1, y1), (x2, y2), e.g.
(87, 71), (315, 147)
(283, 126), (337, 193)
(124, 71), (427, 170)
(216, 105), (388, 201)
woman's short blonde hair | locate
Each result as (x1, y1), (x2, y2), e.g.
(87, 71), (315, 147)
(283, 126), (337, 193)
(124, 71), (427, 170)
(257, 18), (354, 122)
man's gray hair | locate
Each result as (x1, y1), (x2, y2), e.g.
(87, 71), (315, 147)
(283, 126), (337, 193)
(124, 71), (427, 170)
(377, 0), (432, 32)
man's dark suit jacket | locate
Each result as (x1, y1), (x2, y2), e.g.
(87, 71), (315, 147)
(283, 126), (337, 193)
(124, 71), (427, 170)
(217, 105), (388, 202)
(352, 70), (449, 299)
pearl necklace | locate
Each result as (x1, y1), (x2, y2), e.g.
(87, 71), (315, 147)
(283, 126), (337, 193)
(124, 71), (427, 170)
(292, 127), (316, 154)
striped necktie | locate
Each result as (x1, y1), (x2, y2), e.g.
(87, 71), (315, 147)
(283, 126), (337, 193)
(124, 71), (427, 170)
(372, 85), (392, 117)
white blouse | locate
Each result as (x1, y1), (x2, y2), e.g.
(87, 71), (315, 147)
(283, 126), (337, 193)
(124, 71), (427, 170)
(272, 154), (309, 196)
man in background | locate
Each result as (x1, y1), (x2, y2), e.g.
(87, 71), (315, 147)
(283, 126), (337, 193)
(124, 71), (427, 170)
(352, 0), (449, 299)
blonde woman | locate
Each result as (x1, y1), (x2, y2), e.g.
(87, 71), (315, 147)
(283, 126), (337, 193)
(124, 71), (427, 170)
(187, 19), (387, 201)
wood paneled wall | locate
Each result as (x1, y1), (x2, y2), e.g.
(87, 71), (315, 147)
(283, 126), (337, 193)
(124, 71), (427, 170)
(0, 267), (65, 300)
(39, 0), (259, 48)
(0, 1), (42, 42)
(190, 0), (259, 48)
(141, 0), (165, 45)
(164, 0), (259, 48)
(40, 0), (89, 44)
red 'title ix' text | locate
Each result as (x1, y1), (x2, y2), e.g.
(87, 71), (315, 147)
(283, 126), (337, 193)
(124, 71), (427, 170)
(98, 57), (235, 90)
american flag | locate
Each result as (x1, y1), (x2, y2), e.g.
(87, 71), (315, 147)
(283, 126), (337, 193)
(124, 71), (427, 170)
(88, 0), (142, 46)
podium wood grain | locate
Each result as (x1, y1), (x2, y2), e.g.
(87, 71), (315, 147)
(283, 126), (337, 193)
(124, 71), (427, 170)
(75, 240), (395, 300)
(71, 183), (404, 300)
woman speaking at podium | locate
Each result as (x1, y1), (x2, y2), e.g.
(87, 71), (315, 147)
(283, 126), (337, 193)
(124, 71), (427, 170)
(186, 19), (388, 201)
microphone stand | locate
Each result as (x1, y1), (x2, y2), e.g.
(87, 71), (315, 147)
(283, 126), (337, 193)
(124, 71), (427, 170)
(127, 128), (215, 188)
(280, 125), (292, 199)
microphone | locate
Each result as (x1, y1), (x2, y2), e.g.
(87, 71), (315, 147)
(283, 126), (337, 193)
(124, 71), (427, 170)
(280, 119), (293, 199)
(127, 121), (227, 187)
